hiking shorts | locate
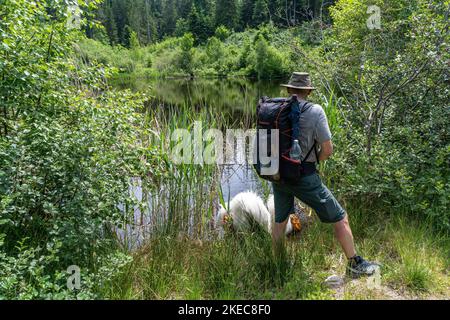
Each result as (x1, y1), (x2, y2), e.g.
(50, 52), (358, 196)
(272, 173), (346, 224)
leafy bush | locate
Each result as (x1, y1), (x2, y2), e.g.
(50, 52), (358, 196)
(215, 26), (231, 41)
(178, 33), (195, 75)
(313, 0), (450, 233)
(249, 35), (289, 79)
(0, 0), (162, 298)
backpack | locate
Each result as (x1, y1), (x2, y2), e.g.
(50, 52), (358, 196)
(253, 95), (316, 183)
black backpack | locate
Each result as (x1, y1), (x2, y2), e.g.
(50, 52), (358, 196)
(254, 95), (316, 183)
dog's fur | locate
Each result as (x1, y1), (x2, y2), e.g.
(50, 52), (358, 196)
(216, 191), (294, 235)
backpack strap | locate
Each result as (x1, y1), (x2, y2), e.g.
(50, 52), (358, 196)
(303, 143), (316, 163)
(314, 146), (320, 165)
(299, 101), (313, 114)
(298, 101), (319, 164)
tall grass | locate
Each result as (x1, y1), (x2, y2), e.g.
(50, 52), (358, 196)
(138, 101), (224, 238)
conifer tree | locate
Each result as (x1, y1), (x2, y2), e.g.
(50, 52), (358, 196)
(215, 0), (237, 30)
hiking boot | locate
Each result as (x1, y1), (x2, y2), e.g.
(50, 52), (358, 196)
(346, 255), (380, 279)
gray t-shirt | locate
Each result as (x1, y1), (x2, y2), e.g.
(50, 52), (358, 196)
(298, 102), (332, 162)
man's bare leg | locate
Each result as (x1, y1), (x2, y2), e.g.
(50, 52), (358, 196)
(272, 219), (288, 260)
(333, 214), (357, 259)
(334, 214), (380, 277)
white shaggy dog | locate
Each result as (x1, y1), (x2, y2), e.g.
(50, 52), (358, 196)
(215, 191), (300, 236)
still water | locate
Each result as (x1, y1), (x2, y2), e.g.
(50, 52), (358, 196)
(114, 76), (287, 246)
(116, 76), (286, 198)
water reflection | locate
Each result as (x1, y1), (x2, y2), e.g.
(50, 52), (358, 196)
(112, 76), (285, 115)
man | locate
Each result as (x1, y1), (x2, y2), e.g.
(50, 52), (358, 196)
(272, 72), (379, 278)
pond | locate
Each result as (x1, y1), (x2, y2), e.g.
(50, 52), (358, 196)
(114, 76), (288, 246)
(112, 76), (285, 117)
(116, 76), (288, 197)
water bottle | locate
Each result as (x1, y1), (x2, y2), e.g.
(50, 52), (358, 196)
(258, 132), (271, 169)
(290, 140), (302, 161)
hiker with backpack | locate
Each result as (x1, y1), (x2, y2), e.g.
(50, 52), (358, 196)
(254, 72), (379, 278)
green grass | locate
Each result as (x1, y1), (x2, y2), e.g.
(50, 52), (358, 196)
(102, 198), (449, 299)
(382, 217), (449, 293)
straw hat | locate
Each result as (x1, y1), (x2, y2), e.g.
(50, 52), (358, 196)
(281, 72), (316, 90)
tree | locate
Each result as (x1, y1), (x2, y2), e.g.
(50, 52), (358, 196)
(177, 0), (194, 17)
(215, 0), (237, 30)
(89, 0), (335, 47)
(324, 0), (445, 157)
(179, 33), (195, 76)
(111, 0), (129, 45)
(206, 36), (224, 64)
(143, 0), (158, 44)
(103, 2), (119, 45)
(162, 0), (177, 36)
(254, 35), (287, 79)
(214, 25), (231, 41)
(125, 0), (157, 45)
(188, 4), (212, 44)
(174, 18), (190, 37)
(239, 0), (255, 29)
(129, 29), (141, 49)
(253, 0), (270, 26)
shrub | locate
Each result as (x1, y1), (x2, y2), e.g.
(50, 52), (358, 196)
(250, 35), (288, 79)
(177, 33), (195, 75)
(0, 0), (162, 298)
(215, 26), (231, 41)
